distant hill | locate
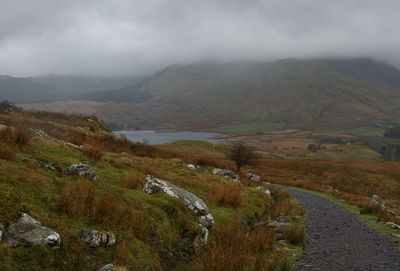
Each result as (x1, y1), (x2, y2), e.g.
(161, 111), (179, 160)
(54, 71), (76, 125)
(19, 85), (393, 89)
(86, 58), (400, 130)
(0, 74), (139, 103)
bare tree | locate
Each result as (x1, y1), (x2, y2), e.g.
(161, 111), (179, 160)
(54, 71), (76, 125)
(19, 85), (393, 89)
(226, 141), (258, 170)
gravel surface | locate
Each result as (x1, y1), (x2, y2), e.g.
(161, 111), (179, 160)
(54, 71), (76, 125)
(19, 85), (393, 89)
(284, 188), (400, 271)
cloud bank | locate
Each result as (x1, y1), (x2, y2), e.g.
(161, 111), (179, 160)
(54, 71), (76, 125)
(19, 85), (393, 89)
(1, 0), (399, 76)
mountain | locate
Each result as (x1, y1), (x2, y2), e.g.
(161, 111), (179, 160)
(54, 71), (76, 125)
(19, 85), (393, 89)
(87, 58), (400, 130)
(0, 74), (139, 103)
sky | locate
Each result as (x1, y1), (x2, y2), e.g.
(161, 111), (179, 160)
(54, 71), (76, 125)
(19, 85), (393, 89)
(1, 0), (400, 77)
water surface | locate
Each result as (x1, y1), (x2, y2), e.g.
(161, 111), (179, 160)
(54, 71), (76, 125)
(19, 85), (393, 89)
(115, 130), (223, 145)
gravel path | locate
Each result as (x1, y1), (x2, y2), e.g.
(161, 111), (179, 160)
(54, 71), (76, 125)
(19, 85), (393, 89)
(284, 188), (400, 271)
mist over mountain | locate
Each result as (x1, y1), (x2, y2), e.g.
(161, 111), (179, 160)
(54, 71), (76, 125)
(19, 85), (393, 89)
(0, 75), (140, 103)
(76, 58), (400, 130)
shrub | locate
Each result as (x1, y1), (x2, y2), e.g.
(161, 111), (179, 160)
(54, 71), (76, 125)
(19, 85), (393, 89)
(0, 142), (16, 160)
(193, 222), (250, 271)
(58, 180), (95, 217)
(82, 146), (104, 161)
(282, 224), (306, 246)
(13, 125), (32, 147)
(208, 183), (242, 209)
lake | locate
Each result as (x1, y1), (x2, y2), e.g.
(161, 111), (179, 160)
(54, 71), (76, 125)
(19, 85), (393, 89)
(115, 130), (224, 145)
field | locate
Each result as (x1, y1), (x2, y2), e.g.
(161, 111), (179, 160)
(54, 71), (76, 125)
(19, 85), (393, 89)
(321, 126), (385, 137)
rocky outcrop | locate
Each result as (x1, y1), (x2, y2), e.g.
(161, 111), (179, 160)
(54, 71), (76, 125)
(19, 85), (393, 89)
(6, 213), (61, 249)
(65, 163), (99, 181)
(247, 173), (261, 182)
(32, 128), (80, 149)
(143, 175), (214, 246)
(212, 168), (240, 183)
(20, 156), (59, 171)
(78, 228), (116, 248)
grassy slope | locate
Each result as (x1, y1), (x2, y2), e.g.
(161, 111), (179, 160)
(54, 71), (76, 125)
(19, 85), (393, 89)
(0, 109), (303, 271)
(88, 59), (400, 130)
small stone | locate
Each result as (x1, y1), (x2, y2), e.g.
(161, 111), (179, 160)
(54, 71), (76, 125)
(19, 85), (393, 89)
(256, 186), (271, 196)
(246, 173), (261, 182)
(65, 163), (99, 182)
(78, 229), (116, 248)
(212, 168), (240, 183)
(98, 264), (114, 271)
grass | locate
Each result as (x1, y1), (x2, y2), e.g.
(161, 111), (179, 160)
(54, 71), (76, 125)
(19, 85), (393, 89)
(218, 122), (286, 134)
(208, 183), (242, 209)
(0, 108), (301, 270)
(282, 224), (307, 246)
(321, 126), (385, 137)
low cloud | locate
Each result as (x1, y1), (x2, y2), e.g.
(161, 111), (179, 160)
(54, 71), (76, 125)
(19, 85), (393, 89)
(1, 0), (399, 76)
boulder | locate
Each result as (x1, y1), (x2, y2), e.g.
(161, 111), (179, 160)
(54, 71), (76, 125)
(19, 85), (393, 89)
(143, 175), (214, 228)
(0, 223), (3, 241)
(78, 228), (116, 248)
(143, 175), (214, 247)
(212, 168), (240, 183)
(386, 222), (400, 230)
(6, 213), (61, 249)
(267, 221), (292, 227)
(98, 264), (114, 271)
(20, 156), (56, 171)
(370, 194), (386, 210)
(246, 173), (261, 182)
(65, 163), (99, 182)
(256, 186), (271, 196)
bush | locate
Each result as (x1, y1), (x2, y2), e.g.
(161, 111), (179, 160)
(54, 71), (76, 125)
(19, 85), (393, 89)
(282, 224), (306, 246)
(0, 142), (16, 160)
(58, 180), (95, 217)
(208, 183), (242, 209)
(13, 125), (32, 147)
(82, 146), (104, 161)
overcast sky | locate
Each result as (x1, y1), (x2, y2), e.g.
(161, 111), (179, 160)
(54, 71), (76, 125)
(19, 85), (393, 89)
(1, 0), (400, 76)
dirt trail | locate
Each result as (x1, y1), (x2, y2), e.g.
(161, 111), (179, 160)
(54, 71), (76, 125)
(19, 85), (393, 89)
(284, 188), (400, 271)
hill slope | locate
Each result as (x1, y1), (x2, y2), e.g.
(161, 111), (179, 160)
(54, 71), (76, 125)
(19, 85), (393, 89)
(88, 58), (400, 130)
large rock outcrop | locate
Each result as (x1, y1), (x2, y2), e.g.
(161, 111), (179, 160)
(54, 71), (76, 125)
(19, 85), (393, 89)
(65, 163), (99, 182)
(32, 128), (80, 149)
(143, 175), (214, 246)
(78, 228), (116, 248)
(6, 213), (61, 249)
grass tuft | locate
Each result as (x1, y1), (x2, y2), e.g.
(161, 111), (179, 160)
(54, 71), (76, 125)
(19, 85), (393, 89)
(282, 224), (306, 246)
(208, 183), (242, 209)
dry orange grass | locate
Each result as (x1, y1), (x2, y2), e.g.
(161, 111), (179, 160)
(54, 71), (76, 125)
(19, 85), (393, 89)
(122, 171), (144, 190)
(82, 146), (104, 161)
(208, 183), (242, 209)
(194, 222), (282, 271)
(58, 180), (95, 217)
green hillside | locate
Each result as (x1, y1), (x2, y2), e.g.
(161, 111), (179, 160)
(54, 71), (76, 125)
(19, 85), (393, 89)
(0, 105), (302, 270)
(88, 58), (400, 131)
